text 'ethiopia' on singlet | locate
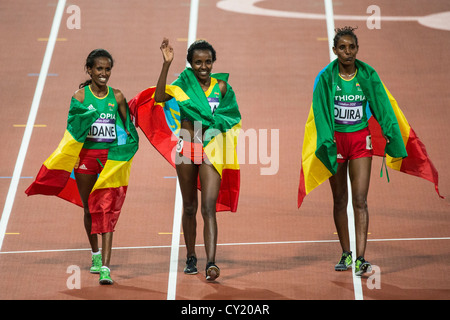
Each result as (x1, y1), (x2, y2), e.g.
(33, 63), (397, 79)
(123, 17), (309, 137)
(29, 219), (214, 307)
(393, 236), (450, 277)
(83, 86), (118, 149)
(334, 70), (368, 133)
(205, 78), (222, 115)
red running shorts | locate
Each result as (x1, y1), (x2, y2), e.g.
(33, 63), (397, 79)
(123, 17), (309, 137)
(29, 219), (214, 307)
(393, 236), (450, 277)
(74, 148), (108, 175)
(177, 139), (206, 164)
(335, 127), (373, 163)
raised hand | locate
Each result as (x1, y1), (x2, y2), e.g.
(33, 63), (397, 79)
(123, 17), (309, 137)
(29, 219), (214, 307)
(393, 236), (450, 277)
(160, 38), (174, 64)
(155, 38), (174, 102)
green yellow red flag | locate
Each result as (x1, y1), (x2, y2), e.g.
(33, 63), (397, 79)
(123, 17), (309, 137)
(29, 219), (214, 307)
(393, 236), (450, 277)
(298, 59), (442, 207)
(25, 96), (139, 230)
(128, 68), (241, 212)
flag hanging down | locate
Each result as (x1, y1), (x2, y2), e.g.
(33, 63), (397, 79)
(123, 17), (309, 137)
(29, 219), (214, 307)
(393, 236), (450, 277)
(25, 97), (98, 206)
(367, 84), (442, 198)
(298, 59), (442, 208)
(128, 68), (241, 212)
(25, 97), (139, 230)
(86, 104), (139, 231)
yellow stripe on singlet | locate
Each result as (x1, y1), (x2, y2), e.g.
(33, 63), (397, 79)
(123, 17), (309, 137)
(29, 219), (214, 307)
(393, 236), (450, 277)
(204, 78), (218, 97)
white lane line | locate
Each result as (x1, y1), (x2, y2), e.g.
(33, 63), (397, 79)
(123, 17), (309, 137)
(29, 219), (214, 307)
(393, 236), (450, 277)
(167, 178), (183, 300)
(0, 0), (67, 251)
(324, 0), (335, 64)
(1, 236), (448, 255)
(323, 0), (363, 300)
(166, 0), (200, 301)
(347, 168), (363, 300)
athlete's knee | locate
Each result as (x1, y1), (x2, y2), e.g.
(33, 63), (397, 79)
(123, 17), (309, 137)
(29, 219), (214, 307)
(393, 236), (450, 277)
(201, 201), (216, 219)
(352, 195), (368, 211)
(183, 202), (197, 217)
(332, 191), (348, 211)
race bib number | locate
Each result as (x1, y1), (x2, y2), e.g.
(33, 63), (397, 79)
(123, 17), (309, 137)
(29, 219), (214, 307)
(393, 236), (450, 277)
(334, 101), (363, 125)
(176, 138), (184, 153)
(86, 118), (116, 143)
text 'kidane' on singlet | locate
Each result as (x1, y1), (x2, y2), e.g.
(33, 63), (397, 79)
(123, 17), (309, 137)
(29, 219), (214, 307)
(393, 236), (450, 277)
(83, 86), (118, 149)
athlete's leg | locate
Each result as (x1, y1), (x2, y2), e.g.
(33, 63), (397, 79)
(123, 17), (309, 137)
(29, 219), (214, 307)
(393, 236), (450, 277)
(348, 156), (372, 258)
(176, 154), (199, 259)
(75, 172), (99, 252)
(198, 163), (221, 264)
(329, 161), (350, 253)
(101, 232), (113, 267)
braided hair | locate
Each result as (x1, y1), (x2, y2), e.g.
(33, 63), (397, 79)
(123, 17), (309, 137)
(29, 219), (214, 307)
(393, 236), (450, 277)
(333, 26), (359, 48)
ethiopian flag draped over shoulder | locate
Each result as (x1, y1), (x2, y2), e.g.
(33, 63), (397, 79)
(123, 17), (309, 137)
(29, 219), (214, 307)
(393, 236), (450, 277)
(25, 97), (139, 226)
(128, 68), (241, 212)
(298, 59), (442, 208)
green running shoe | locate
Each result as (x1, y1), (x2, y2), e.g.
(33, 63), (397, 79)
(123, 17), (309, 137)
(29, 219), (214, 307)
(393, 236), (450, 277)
(90, 253), (102, 274)
(99, 266), (113, 285)
(355, 256), (372, 276)
(335, 251), (352, 271)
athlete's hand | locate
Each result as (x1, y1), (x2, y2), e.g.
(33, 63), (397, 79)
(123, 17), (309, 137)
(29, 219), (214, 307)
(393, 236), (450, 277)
(160, 38), (174, 64)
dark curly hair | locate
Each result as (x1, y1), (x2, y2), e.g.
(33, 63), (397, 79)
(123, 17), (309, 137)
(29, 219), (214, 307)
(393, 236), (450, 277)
(333, 26), (359, 48)
(186, 40), (217, 65)
(79, 49), (114, 89)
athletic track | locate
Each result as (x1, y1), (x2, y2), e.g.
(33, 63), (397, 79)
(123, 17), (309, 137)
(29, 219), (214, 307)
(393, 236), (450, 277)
(0, 0), (449, 305)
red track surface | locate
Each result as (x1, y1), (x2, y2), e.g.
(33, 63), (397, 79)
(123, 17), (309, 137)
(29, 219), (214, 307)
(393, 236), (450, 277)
(0, 0), (449, 302)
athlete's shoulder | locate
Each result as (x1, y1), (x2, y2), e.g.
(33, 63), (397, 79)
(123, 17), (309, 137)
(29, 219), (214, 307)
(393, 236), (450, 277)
(73, 87), (85, 103)
(217, 79), (227, 97)
(111, 87), (125, 103)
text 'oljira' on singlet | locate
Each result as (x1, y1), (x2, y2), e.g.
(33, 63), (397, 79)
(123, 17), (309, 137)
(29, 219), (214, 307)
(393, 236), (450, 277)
(334, 70), (368, 133)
